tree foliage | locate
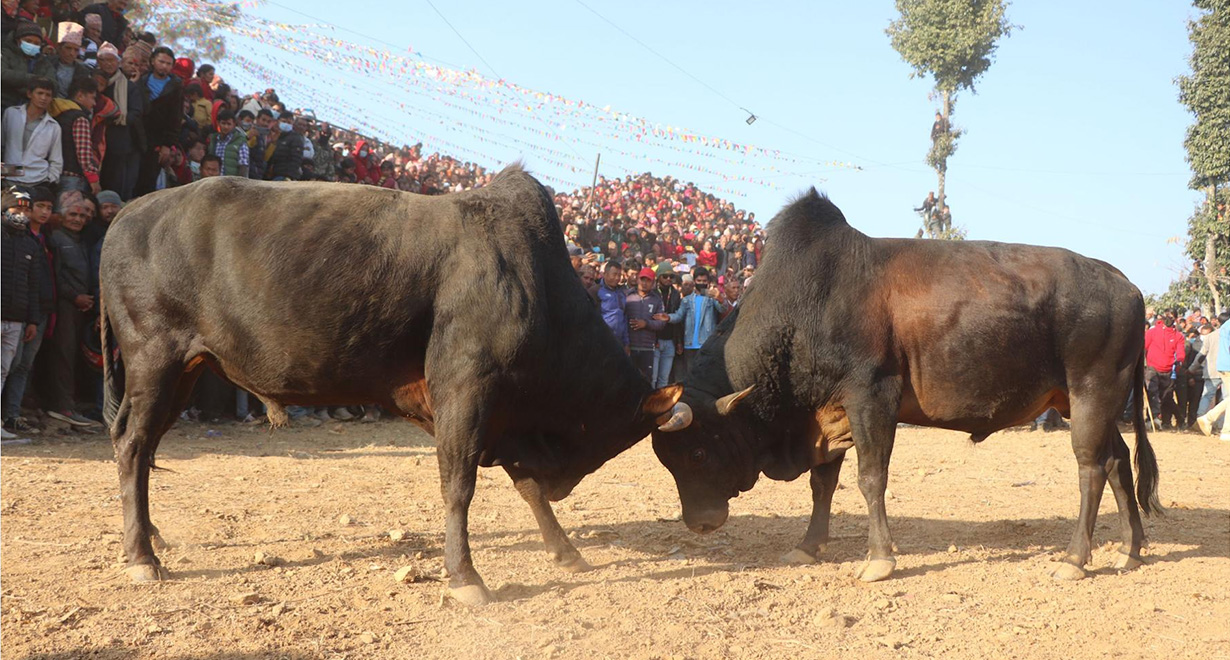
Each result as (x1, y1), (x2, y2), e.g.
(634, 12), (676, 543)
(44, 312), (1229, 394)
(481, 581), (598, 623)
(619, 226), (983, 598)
(886, 0), (1017, 95)
(1176, 0), (1230, 191)
(127, 0), (241, 63)
(1168, 0), (1230, 313)
(887, 0), (1016, 240)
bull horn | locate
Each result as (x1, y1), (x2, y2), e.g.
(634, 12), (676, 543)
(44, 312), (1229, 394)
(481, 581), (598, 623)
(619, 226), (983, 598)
(715, 385), (754, 416)
(657, 402), (693, 432)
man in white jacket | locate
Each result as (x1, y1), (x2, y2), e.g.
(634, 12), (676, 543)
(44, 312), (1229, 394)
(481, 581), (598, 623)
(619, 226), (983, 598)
(1, 77), (62, 189)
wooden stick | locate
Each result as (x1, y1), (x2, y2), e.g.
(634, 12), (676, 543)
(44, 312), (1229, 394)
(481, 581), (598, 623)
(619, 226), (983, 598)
(1142, 387), (1157, 432)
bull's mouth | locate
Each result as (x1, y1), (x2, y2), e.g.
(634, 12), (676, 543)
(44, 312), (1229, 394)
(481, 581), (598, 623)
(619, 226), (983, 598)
(683, 508), (729, 534)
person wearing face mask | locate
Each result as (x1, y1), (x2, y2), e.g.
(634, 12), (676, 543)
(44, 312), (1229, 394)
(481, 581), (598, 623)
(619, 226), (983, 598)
(135, 46), (183, 196)
(664, 265), (730, 367)
(2, 22), (57, 110)
(266, 110), (305, 181)
(243, 108), (269, 180)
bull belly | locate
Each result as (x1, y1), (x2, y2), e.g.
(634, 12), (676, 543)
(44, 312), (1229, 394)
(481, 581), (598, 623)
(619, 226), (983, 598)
(898, 385), (1070, 434)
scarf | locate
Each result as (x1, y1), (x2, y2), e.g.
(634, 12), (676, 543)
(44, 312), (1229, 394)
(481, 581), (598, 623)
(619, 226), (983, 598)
(108, 71), (128, 126)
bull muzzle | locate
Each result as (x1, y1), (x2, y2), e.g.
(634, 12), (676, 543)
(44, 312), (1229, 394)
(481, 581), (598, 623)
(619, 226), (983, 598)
(683, 504), (729, 534)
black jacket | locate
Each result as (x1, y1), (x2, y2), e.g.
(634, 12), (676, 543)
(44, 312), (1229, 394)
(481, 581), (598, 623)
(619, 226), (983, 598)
(139, 73), (183, 149)
(268, 132), (306, 180)
(49, 227), (89, 301)
(104, 76), (148, 156)
(1, 220), (47, 324)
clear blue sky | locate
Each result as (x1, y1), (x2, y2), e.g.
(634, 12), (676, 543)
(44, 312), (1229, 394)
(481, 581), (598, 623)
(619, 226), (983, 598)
(220, 0), (1203, 294)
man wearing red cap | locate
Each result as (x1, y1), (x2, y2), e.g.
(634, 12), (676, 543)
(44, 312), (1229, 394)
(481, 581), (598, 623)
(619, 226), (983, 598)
(625, 266), (667, 383)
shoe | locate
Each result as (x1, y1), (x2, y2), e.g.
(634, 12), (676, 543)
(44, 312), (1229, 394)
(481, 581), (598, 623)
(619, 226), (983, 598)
(47, 410), (100, 427)
(1196, 416), (1213, 437)
(361, 408), (380, 423)
(4, 417), (35, 433)
(331, 407), (355, 422)
(314, 408), (331, 422)
(294, 416), (323, 428)
(1, 427), (15, 440)
(241, 413), (263, 425)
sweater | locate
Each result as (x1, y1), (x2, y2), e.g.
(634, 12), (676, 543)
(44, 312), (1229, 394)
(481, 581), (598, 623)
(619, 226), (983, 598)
(1144, 324), (1185, 373)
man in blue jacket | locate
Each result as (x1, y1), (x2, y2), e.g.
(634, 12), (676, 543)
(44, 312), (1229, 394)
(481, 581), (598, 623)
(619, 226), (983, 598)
(667, 266), (731, 365)
(597, 260), (628, 353)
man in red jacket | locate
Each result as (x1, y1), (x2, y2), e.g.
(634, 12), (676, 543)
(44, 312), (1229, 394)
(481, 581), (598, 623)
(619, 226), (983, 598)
(1144, 312), (1186, 429)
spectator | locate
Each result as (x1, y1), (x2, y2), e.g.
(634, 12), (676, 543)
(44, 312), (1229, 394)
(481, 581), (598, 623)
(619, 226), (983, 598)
(245, 107), (271, 180)
(79, 0), (128, 48)
(205, 109), (248, 177)
(52, 76), (100, 195)
(2, 21), (53, 110)
(625, 266), (667, 382)
(719, 275), (742, 318)
(198, 153), (221, 178)
(135, 45), (183, 195)
(1, 189), (47, 440)
(1196, 312), (1230, 440)
(184, 81), (211, 127)
(188, 62), (214, 100)
(579, 263), (599, 305)
(1196, 322), (1221, 419)
(597, 260), (629, 353)
(2, 184), (54, 434)
(80, 12), (101, 65)
(98, 40), (144, 200)
(2, 76), (62, 189)
(1144, 312), (1185, 429)
(666, 266), (729, 365)
(46, 21), (90, 98)
(45, 196), (98, 427)
(266, 110), (305, 180)
(653, 263), (681, 388)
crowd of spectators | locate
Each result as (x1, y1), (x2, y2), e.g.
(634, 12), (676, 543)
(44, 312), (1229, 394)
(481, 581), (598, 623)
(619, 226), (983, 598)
(1142, 309), (1229, 439)
(0, 1), (767, 438)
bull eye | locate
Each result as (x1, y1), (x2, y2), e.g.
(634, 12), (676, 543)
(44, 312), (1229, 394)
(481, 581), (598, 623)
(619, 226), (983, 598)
(690, 448), (707, 464)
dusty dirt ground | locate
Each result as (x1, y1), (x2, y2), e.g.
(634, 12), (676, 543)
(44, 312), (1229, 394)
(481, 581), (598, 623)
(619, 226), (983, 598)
(2, 418), (1227, 660)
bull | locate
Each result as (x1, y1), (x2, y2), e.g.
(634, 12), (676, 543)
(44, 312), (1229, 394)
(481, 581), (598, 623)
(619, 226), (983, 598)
(652, 190), (1159, 583)
(100, 166), (685, 605)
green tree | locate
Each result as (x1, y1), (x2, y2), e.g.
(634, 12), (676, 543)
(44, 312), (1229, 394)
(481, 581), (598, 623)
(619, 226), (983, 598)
(1175, 0), (1229, 314)
(886, 0), (1017, 238)
(127, 0), (242, 63)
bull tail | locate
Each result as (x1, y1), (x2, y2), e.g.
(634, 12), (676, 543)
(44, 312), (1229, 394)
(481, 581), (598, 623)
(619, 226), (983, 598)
(1132, 351), (1162, 516)
(101, 294), (125, 435)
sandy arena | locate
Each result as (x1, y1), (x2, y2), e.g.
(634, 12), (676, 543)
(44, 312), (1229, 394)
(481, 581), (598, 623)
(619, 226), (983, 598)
(2, 419), (1227, 659)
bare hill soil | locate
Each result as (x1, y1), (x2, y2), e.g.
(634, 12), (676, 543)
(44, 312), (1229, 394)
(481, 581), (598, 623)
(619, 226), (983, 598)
(2, 419), (1228, 659)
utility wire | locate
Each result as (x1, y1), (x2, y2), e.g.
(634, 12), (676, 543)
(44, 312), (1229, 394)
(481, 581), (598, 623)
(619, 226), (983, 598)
(572, 0), (744, 113)
(424, 0), (501, 80)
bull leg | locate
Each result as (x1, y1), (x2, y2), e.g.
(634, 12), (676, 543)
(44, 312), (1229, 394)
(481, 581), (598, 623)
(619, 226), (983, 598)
(1104, 429), (1147, 571)
(434, 400), (495, 606)
(782, 456), (845, 565)
(504, 466), (591, 572)
(1052, 410), (1112, 581)
(847, 390), (901, 583)
(115, 350), (194, 582)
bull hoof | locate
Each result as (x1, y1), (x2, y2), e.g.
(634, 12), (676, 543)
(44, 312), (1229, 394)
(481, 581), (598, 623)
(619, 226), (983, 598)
(125, 563), (169, 582)
(556, 555), (593, 573)
(855, 557), (896, 583)
(447, 584), (495, 607)
(1112, 552), (1144, 571)
(781, 548), (817, 565)
(1050, 561), (1087, 581)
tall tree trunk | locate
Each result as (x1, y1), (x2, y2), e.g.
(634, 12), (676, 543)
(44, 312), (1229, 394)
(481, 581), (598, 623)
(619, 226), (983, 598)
(1206, 184), (1223, 314)
(937, 90), (950, 233)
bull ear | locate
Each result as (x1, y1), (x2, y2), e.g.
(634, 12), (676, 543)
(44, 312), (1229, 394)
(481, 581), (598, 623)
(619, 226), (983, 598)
(642, 383), (684, 419)
(715, 385), (754, 416)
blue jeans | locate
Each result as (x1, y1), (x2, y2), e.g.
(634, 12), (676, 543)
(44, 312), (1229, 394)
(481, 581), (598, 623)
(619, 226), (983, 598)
(1198, 378), (1221, 418)
(236, 389), (265, 418)
(2, 321), (44, 420)
(654, 339), (675, 388)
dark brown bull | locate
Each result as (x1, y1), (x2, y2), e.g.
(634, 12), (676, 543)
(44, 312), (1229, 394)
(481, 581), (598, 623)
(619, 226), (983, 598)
(652, 191), (1159, 582)
(100, 166), (685, 605)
